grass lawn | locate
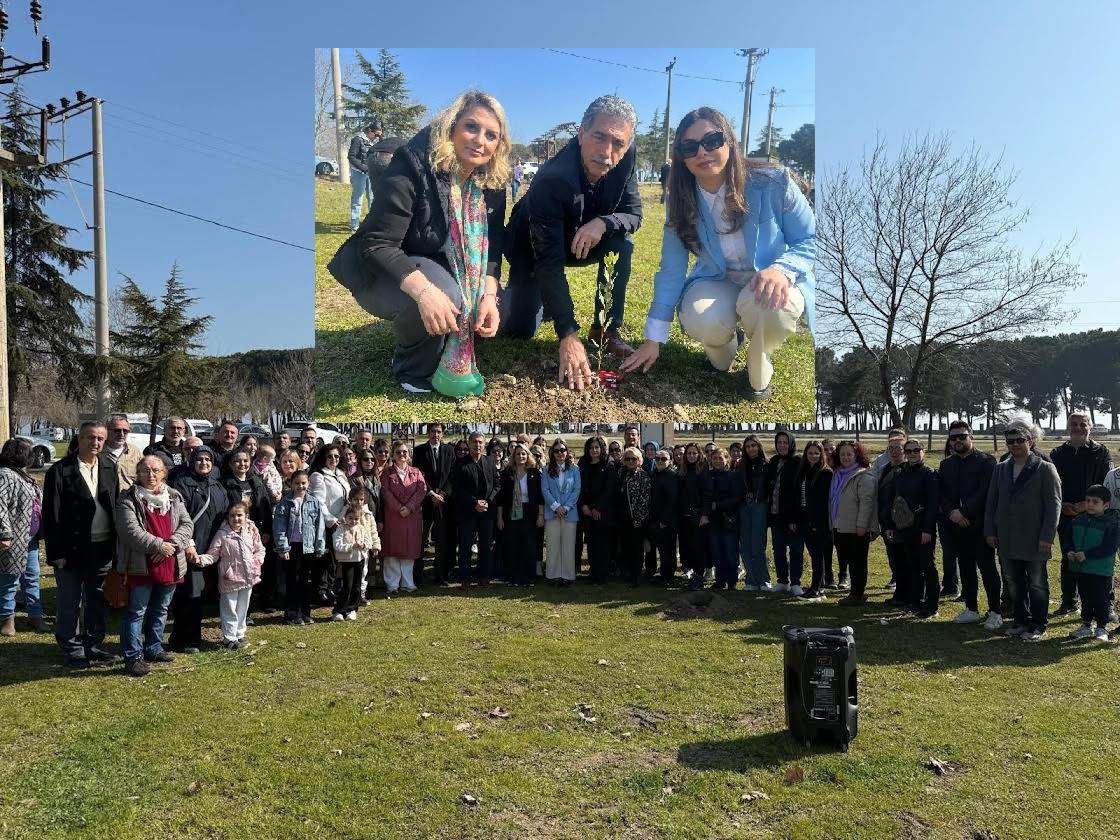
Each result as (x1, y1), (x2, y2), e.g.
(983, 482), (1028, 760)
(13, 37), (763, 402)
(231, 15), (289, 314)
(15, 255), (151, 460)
(314, 178), (815, 424)
(2, 539), (1118, 840)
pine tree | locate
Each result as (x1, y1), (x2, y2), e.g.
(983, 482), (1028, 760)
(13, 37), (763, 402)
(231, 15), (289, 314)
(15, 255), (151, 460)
(341, 49), (426, 136)
(110, 264), (218, 445)
(2, 84), (92, 423)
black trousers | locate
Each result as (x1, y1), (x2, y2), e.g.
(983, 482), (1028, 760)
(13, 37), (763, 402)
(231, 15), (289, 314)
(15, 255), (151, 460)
(315, 527), (336, 603)
(619, 526), (645, 584)
(679, 519), (708, 577)
(834, 531), (870, 596)
(284, 548), (315, 620)
(334, 562), (361, 615)
(950, 522), (1001, 614)
(585, 522), (613, 583)
(654, 527), (678, 580)
(1078, 573), (1111, 627)
(168, 589), (203, 649)
(900, 530), (939, 613)
(503, 517), (539, 585)
(805, 529), (833, 593)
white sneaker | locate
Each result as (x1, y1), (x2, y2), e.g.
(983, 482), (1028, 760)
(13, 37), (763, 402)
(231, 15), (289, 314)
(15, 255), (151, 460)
(772, 583), (789, 593)
(737, 568), (747, 581)
(1069, 624), (1095, 639)
(1022, 629), (1044, 642)
(400, 381), (432, 394)
(983, 612), (1003, 631)
(331, 613), (345, 622)
(744, 584), (760, 592)
(789, 585), (804, 596)
(1094, 627), (1111, 642)
(759, 582), (773, 592)
(953, 609), (982, 624)
(345, 610), (358, 621)
(1005, 624), (1027, 637)
(704, 568), (715, 582)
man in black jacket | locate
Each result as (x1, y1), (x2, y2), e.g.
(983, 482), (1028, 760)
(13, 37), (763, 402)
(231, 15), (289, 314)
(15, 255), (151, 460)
(42, 421), (120, 667)
(502, 95), (643, 390)
(452, 432), (499, 588)
(348, 120), (383, 230)
(144, 415), (189, 471)
(414, 422), (457, 586)
(1051, 414), (1114, 615)
(364, 135), (406, 201)
(939, 422), (1001, 629)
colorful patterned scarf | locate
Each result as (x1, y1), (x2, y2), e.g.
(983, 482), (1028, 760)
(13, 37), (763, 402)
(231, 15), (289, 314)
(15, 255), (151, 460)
(431, 173), (488, 398)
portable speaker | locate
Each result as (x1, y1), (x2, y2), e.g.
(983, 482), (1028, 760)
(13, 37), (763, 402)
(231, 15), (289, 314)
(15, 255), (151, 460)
(783, 625), (858, 751)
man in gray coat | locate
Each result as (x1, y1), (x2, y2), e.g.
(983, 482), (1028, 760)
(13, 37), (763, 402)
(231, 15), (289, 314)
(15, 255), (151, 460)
(984, 420), (1062, 641)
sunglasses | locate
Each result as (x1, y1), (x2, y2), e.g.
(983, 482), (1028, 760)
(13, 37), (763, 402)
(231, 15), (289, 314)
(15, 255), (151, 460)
(624, 456), (640, 462)
(297, 448), (311, 456)
(655, 456), (670, 462)
(904, 447), (923, 454)
(678, 130), (725, 159)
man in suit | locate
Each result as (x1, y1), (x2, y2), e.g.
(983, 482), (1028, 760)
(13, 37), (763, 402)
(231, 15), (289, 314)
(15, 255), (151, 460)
(501, 94), (643, 391)
(413, 422), (456, 586)
(42, 421), (120, 667)
(452, 432), (499, 589)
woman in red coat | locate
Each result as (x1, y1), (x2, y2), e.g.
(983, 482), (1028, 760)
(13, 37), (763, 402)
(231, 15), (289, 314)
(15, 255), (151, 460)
(379, 440), (427, 594)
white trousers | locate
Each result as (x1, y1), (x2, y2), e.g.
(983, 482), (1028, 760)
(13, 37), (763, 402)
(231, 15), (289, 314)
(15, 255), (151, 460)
(678, 270), (805, 388)
(545, 519), (577, 581)
(383, 556), (415, 592)
(219, 588), (251, 642)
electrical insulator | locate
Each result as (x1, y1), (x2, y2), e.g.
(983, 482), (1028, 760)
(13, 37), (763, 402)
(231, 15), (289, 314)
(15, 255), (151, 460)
(0, 7), (9, 43)
(58, 96), (69, 109)
(29, 0), (42, 34)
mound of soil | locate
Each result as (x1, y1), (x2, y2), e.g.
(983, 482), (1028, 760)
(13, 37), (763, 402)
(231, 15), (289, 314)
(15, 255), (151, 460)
(660, 590), (733, 620)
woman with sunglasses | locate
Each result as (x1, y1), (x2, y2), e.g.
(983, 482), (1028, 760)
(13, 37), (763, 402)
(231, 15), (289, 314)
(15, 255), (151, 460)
(616, 447), (651, 586)
(541, 438), (580, 586)
(308, 444), (351, 604)
(620, 106), (815, 401)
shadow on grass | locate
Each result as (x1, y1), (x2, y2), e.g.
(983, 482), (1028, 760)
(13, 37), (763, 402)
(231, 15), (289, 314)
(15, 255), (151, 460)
(676, 730), (839, 772)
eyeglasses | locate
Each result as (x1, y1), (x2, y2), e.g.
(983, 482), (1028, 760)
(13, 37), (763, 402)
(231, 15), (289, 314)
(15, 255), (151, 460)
(678, 130), (725, 159)
(655, 456), (670, 462)
(624, 456), (640, 463)
(297, 448), (311, 456)
(948, 433), (969, 441)
(904, 446), (923, 454)
(1005, 437), (1027, 445)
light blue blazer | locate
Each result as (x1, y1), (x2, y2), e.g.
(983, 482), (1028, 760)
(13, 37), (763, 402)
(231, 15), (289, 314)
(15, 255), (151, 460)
(541, 465), (581, 522)
(646, 165), (816, 335)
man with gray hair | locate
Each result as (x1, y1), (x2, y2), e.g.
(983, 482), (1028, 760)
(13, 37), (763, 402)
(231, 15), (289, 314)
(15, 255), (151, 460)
(502, 94), (643, 390)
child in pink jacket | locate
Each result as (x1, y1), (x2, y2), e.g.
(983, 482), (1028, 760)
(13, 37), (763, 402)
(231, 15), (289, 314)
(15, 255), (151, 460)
(197, 502), (266, 648)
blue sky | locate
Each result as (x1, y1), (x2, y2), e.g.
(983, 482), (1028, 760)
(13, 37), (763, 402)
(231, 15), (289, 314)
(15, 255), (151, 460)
(332, 48), (813, 157)
(3, 1), (1116, 356)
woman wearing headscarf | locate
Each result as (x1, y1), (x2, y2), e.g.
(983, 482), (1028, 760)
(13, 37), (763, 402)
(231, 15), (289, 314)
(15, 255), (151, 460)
(169, 446), (229, 653)
(115, 456), (194, 676)
(341, 90), (510, 396)
(0, 438), (42, 637)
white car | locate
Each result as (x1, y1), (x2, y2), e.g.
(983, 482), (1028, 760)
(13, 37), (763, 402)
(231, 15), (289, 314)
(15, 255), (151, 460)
(127, 421), (163, 452)
(17, 435), (55, 469)
(184, 419), (214, 440)
(521, 160), (540, 181)
(1092, 423), (1109, 436)
(283, 420), (346, 446)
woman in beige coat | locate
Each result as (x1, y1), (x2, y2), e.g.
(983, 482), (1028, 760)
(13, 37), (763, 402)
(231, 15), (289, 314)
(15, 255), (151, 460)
(828, 441), (878, 605)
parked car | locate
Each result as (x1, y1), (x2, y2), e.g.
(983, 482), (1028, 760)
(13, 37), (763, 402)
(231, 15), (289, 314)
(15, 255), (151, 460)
(315, 155), (338, 176)
(127, 421), (164, 452)
(184, 419), (214, 440)
(282, 420), (345, 445)
(1092, 423), (1109, 436)
(237, 423), (274, 439)
(18, 435), (55, 469)
(521, 160), (540, 182)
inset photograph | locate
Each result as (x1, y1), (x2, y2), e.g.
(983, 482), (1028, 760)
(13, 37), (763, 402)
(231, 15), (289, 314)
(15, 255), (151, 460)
(315, 48), (815, 423)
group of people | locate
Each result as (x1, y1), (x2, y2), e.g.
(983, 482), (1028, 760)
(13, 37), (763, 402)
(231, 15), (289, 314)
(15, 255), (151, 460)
(331, 92), (815, 401)
(1, 413), (1115, 679)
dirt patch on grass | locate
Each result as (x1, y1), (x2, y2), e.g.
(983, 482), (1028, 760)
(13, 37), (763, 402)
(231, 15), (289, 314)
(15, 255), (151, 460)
(897, 810), (933, 839)
(660, 590), (734, 620)
(567, 749), (672, 774)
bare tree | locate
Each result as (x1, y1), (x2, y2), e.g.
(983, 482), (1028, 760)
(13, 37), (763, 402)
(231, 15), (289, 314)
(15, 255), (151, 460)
(817, 133), (1082, 429)
(269, 349), (315, 418)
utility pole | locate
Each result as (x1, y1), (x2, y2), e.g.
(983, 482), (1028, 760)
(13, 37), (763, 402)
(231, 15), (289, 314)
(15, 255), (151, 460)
(736, 49), (766, 156)
(0, 6), (51, 444)
(91, 99), (109, 417)
(663, 57), (676, 165)
(331, 48), (350, 185)
(764, 87), (783, 158)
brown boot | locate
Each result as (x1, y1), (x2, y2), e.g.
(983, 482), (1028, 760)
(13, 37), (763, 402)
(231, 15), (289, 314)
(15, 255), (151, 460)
(0, 616), (15, 637)
(602, 330), (635, 359)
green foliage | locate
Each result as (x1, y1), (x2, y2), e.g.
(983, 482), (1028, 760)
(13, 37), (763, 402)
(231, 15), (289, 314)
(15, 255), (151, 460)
(109, 265), (219, 433)
(778, 123), (815, 178)
(749, 124), (785, 158)
(638, 107), (666, 176)
(341, 48), (426, 136)
(2, 84), (92, 415)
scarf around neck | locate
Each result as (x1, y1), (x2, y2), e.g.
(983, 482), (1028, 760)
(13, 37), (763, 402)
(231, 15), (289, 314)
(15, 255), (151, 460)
(829, 464), (860, 526)
(135, 483), (172, 515)
(431, 173), (488, 398)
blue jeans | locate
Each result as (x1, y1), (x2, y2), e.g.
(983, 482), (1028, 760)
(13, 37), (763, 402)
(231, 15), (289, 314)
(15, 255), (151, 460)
(0, 572), (18, 617)
(53, 544), (112, 660)
(458, 509), (495, 581)
(350, 170), (371, 229)
(771, 523), (805, 586)
(120, 583), (177, 663)
(512, 179), (521, 201)
(1001, 555), (1049, 632)
(709, 525), (739, 587)
(738, 500), (769, 586)
(22, 541), (43, 617)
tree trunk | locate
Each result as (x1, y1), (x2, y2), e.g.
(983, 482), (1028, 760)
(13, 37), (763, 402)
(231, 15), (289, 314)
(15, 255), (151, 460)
(149, 395), (161, 448)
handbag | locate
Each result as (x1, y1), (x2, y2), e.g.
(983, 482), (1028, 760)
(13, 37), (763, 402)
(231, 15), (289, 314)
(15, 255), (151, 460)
(326, 234), (372, 295)
(104, 567), (129, 609)
(891, 495), (917, 530)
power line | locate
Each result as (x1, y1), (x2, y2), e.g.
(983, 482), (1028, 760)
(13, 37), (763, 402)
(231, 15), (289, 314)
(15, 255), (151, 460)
(67, 176), (312, 252)
(542, 49), (742, 85)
